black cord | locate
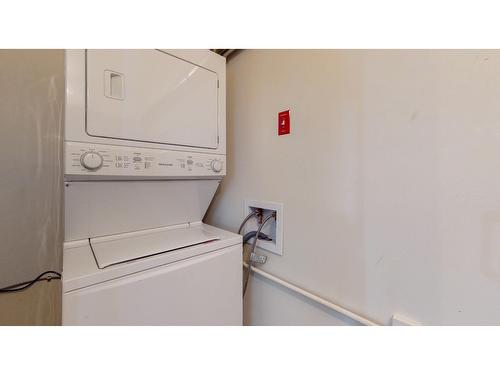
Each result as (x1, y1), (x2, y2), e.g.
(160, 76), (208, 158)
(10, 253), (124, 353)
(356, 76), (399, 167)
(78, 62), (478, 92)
(242, 231), (272, 244)
(0, 271), (61, 293)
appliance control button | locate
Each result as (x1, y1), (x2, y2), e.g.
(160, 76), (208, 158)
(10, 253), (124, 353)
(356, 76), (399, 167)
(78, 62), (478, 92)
(210, 159), (223, 173)
(80, 151), (103, 170)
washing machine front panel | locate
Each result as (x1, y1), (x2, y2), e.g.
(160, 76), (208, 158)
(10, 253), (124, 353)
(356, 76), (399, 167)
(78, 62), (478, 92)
(62, 244), (242, 325)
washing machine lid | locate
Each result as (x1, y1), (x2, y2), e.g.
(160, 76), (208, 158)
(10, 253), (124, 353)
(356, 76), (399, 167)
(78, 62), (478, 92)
(90, 224), (220, 269)
(63, 223), (241, 292)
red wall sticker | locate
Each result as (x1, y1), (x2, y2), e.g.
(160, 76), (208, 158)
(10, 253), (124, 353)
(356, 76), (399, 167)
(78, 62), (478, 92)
(278, 110), (290, 136)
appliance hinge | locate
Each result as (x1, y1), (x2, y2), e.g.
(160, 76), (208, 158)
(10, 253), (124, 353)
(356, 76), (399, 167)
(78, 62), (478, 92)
(217, 79), (219, 88)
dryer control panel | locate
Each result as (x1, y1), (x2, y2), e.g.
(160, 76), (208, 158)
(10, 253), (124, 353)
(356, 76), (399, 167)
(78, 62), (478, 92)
(65, 142), (226, 179)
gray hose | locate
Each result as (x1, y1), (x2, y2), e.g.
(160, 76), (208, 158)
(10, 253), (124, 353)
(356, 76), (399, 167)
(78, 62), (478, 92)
(243, 212), (275, 296)
(238, 210), (260, 234)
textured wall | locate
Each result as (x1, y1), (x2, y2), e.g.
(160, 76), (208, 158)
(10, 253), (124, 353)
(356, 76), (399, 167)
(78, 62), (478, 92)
(0, 50), (64, 323)
(206, 50), (500, 325)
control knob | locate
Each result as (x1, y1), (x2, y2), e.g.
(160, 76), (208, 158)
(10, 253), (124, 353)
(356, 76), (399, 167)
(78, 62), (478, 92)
(80, 151), (103, 170)
(210, 159), (223, 173)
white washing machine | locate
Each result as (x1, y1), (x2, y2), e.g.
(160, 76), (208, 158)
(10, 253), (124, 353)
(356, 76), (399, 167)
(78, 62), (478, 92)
(62, 50), (242, 325)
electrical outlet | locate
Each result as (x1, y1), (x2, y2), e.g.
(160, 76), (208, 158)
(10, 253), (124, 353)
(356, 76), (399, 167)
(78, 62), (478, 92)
(244, 200), (283, 255)
(250, 253), (267, 264)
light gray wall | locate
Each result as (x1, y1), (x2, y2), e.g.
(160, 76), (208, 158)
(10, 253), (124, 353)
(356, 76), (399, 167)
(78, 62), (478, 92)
(0, 50), (64, 288)
(244, 273), (361, 326)
(206, 50), (500, 325)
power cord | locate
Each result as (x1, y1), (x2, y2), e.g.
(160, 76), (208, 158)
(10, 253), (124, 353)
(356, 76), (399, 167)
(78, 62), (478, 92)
(0, 271), (61, 293)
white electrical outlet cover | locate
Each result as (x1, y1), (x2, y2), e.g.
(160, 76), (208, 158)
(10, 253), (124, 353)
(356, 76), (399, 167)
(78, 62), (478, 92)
(244, 199), (283, 256)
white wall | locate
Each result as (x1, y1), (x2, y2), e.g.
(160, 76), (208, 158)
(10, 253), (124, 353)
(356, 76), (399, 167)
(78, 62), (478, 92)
(205, 50), (500, 325)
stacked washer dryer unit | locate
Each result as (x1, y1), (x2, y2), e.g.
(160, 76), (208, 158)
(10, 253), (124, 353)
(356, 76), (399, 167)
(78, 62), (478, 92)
(62, 50), (242, 325)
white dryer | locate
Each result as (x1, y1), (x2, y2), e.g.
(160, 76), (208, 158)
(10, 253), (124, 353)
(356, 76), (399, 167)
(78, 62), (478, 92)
(62, 50), (241, 325)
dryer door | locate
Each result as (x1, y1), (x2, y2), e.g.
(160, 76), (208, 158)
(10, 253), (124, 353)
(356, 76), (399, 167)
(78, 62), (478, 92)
(86, 49), (219, 149)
